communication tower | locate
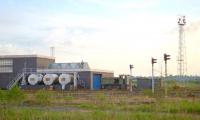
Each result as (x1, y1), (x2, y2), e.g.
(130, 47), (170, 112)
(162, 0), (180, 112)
(177, 16), (187, 76)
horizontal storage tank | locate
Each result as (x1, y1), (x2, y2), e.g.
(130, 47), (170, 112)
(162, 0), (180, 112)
(43, 74), (58, 85)
(28, 74), (43, 85)
(59, 74), (72, 90)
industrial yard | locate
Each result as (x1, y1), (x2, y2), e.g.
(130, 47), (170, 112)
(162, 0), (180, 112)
(1, 55), (199, 120)
(1, 0), (200, 120)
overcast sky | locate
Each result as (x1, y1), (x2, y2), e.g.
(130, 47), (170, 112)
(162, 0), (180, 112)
(0, 0), (200, 76)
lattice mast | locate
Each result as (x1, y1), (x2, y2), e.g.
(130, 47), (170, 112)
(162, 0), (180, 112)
(177, 16), (187, 76)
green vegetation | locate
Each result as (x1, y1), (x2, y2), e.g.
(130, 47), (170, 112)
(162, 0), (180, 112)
(165, 79), (200, 90)
(0, 86), (26, 104)
(1, 107), (200, 120)
(1, 84), (200, 119)
(35, 89), (51, 105)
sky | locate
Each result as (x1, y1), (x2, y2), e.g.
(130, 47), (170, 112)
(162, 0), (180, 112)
(0, 0), (200, 76)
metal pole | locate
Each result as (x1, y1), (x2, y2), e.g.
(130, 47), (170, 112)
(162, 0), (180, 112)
(130, 68), (133, 92)
(160, 62), (163, 88)
(130, 68), (132, 76)
(165, 60), (167, 77)
(21, 59), (27, 85)
(73, 72), (77, 90)
(164, 60), (167, 96)
(152, 64), (154, 93)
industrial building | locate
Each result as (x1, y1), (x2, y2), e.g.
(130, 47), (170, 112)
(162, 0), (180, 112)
(45, 63), (114, 90)
(0, 55), (55, 89)
(0, 54), (114, 90)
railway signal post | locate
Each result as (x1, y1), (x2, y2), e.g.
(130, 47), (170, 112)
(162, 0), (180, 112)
(151, 57), (157, 93)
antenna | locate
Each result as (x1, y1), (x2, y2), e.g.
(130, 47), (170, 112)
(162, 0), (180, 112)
(177, 16), (187, 76)
(50, 46), (55, 57)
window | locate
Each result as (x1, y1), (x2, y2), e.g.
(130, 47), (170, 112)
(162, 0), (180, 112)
(0, 59), (13, 66)
(0, 59), (13, 73)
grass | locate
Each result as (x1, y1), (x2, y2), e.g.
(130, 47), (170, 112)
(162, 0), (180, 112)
(0, 86), (26, 104)
(165, 80), (200, 91)
(0, 108), (200, 120)
(1, 85), (200, 119)
(34, 89), (51, 105)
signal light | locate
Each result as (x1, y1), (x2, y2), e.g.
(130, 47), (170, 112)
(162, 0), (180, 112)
(130, 64), (134, 69)
(151, 58), (157, 64)
(164, 53), (170, 61)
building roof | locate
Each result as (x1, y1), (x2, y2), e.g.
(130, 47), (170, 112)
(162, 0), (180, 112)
(48, 62), (90, 69)
(47, 63), (113, 73)
(0, 54), (55, 59)
(37, 68), (114, 73)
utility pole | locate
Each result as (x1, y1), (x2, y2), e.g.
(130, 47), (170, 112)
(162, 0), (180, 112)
(151, 58), (157, 93)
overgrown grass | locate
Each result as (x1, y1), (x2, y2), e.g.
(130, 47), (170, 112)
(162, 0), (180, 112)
(34, 90), (51, 105)
(1, 88), (200, 119)
(0, 108), (200, 120)
(157, 99), (200, 114)
(0, 87), (26, 104)
(64, 95), (74, 101)
(165, 80), (200, 91)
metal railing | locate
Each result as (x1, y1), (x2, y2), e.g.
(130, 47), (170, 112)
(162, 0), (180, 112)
(23, 68), (37, 74)
(6, 73), (23, 90)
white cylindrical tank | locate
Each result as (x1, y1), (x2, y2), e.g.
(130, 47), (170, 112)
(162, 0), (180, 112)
(28, 74), (38, 85)
(59, 74), (72, 90)
(28, 74), (44, 85)
(43, 74), (58, 85)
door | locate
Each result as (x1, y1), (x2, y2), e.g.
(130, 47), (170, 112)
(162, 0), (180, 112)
(93, 74), (101, 90)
